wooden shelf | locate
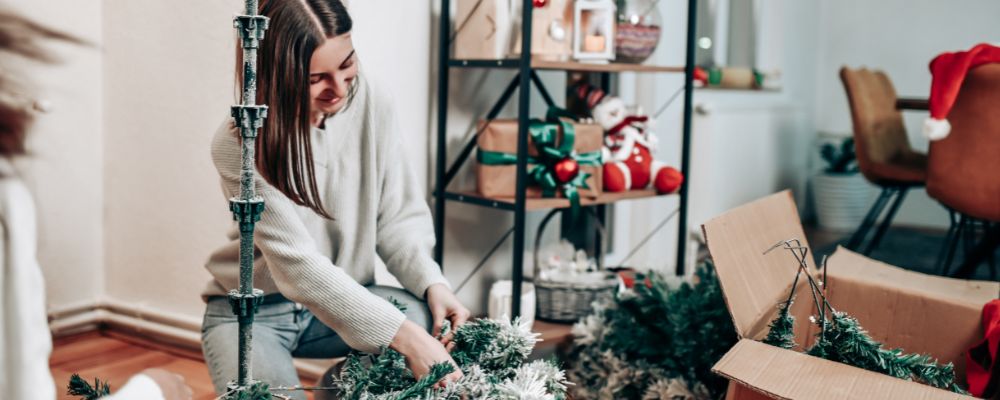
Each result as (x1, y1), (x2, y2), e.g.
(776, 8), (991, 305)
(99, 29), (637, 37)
(445, 189), (672, 211)
(449, 58), (683, 73)
(533, 319), (574, 349)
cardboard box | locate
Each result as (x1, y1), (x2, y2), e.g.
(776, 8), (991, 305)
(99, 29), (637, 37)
(701, 191), (998, 400)
(476, 118), (602, 199)
(509, 0), (574, 61)
(454, 0), (513, 59)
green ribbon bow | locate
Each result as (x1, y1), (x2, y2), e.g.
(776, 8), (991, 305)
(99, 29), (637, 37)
(477, 107), (603, 218)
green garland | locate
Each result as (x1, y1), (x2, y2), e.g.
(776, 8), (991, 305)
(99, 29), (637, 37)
(761, 244), (968, 394)
(805, 311), (965, 393)
(761, 300), (796, 350)
(67, 374), (111, 400)
(566, 262), (737, 400)
(227, 382), (272, 400)
(335, 318), (570, 400)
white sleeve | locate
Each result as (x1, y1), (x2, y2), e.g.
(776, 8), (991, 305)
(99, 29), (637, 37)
(100, 374), (164, 400)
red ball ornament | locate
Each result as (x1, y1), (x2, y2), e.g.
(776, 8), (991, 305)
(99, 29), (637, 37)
(654, 167), (684, 194)
(533, 0), (548, 7)
(553, 158), (580, 183)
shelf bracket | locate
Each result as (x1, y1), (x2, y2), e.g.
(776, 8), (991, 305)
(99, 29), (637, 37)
(529, 71), (556, 108)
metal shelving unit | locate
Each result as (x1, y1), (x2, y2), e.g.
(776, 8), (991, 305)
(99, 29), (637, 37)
(434, 0), (698, 319)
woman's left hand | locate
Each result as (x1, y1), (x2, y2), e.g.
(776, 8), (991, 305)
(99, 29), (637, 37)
(425, 283), (471, 349)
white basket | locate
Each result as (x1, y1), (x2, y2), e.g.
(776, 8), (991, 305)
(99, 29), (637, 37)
(533, 208), (619, 322)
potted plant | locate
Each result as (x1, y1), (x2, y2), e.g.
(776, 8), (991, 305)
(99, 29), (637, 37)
(812, 137), (873, 231)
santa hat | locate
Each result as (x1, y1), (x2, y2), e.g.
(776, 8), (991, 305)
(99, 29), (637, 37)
(573, 82), (607, 110)
(925, 43), (1000, 141)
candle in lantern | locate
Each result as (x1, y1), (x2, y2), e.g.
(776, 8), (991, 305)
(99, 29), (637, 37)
(583, 34), (605, 52)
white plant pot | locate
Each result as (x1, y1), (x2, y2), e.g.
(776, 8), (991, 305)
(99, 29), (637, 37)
(812, 173), (875, 232)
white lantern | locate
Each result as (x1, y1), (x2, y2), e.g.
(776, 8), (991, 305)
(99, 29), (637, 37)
(572, 0), (616, 63)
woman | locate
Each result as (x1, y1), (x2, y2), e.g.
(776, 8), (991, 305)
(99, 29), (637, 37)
(200, 1), (470, 398)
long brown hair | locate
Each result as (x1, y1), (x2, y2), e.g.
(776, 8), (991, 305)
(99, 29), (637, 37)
(239, 0), (354, 218)
(0, 9), (85, 157)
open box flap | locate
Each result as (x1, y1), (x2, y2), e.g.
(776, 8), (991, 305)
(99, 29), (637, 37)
(702, 190), (817, 339)
(826, 247), (999, 307)
(713, 339), (973, 400)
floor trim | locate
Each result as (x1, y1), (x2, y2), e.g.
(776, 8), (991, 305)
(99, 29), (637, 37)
(48, 300), (330, 380)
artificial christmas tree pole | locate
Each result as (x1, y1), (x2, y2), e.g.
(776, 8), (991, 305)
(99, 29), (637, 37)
(228, 0), (268, 395)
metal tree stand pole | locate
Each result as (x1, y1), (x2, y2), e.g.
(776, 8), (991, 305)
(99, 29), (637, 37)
(228, 0), (268, 395)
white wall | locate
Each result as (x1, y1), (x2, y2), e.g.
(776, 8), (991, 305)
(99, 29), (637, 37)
(813, 0), (1000, 228)
(101, 0), (236, 321)
(7, 0), (106, 312)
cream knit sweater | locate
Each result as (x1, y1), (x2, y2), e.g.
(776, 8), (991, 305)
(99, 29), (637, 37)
(203, 77), (449, 353)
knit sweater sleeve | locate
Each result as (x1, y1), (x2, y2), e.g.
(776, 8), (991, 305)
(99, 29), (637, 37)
(371, 91), (450, 299)
(212, 122), (406, 353)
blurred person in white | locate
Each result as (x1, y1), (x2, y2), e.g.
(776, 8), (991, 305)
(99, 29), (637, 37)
(0, 8), (190, 400)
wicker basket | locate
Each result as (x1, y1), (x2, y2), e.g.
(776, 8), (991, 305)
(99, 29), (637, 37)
(533, 208), (620, 323)
(615, 23), (662, 64)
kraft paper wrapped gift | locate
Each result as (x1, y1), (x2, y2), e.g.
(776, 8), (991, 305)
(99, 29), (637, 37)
(476, 118), (603, 199)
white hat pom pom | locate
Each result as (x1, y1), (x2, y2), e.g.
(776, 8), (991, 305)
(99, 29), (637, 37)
(923, 118), (952, 141)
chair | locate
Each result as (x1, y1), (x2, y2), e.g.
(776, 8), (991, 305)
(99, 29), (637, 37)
(926, 64), (1000, 278)
(839, 67), (928, 255)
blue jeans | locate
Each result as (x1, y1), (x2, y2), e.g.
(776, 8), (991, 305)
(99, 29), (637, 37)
(201, 285), (432, 400)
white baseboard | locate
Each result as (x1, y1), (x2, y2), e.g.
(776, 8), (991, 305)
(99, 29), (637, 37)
(48, 299), (331, 379)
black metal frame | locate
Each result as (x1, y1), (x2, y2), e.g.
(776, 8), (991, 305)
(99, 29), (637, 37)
(845, 186), (911, 256)
(943, 215), (1000, 279)
(434, 0), (699, 319)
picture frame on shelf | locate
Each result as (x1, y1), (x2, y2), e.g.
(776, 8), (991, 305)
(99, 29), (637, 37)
(573, 0), (617, 63)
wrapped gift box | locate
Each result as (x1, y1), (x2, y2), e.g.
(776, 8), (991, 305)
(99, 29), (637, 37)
(476, 118), (603, 199)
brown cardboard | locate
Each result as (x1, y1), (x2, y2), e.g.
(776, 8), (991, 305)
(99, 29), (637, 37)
(700, 190), (817, 341)
(510, 0), (574, 61)
(702, 190), (998, 399)
(715, 339), (969, 400)
(476, 118), (602, 199)
(454, 0), (511, 59)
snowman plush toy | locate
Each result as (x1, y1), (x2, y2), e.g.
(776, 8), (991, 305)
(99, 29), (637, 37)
(583, 89), (684, 194)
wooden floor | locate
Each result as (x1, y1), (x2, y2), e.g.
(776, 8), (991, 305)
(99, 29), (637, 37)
(50, 331), (314, 400)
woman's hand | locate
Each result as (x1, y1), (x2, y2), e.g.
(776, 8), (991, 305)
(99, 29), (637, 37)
(390, 320), (463, 386)
(425, 283), (471, 348)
